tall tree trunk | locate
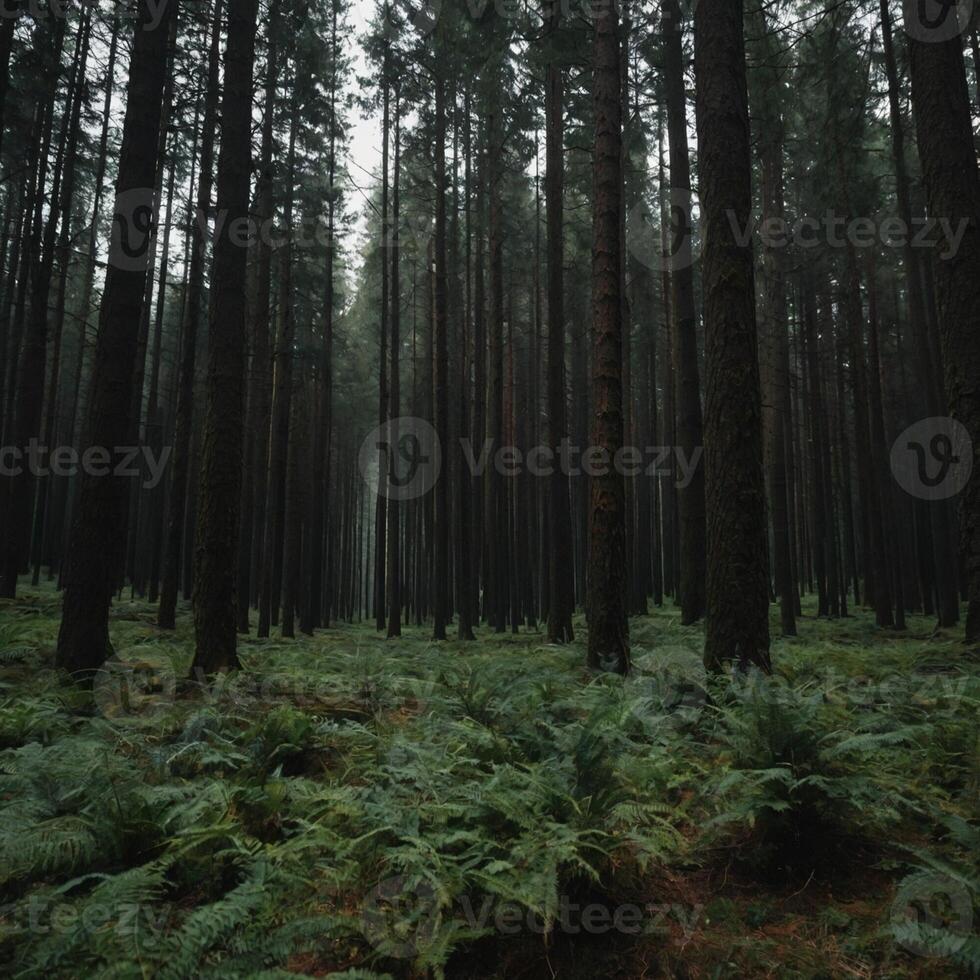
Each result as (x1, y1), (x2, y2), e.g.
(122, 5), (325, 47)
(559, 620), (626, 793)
(453, 93), (476, 641)
(885, 0), (960, 630)
(374, 57), (390, 632)
(258, 99), (298, 636)
(310, 0), (335, 632)
(387, 93), (403, 639)
(159, 0), (223, 629)
(587, 0), (630, 675)
(803, 280), (830, 617)
(433, 69), (449, 640)
(241, 3), (280, 631)
(695, 0), (770, 673)
(56, 0), (179, 675)
(190, 0), (259, 675)
(867, 253), (906, 630)
(906, 6), (980, 643)
(545, 4), (574, 643)
(663, 0), (706, 625)
(754, 1), (796, 636)
(473, 117), (487, 625)
(487, 76), (507, 634)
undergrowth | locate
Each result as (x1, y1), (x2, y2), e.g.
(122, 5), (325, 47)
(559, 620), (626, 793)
(0, 584), (976, 978)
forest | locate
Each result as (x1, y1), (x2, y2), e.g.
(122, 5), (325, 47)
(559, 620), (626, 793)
(0, 0), (978, 975)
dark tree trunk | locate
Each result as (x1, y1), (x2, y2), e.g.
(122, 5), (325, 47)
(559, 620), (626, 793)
(803, 281), (829, 616)
(374, 61), (390, 632)
(159, 0), (223, 629)
(663, 0), (706, 626)
(695, 0), (770, 673)
(237, 0), (276, 633)
(545, 7), (574, 643)
(190, 0), (259, 675)
(454, 93), (475, 641)
(258, 101), (298, 637)
(587, 0), (630, 675)
(867, 253), (906, 630)
(387, 94), (403, 639)
(433, 70), (449, 640)
(487, 83), (507, 634)
(754, 2), (796, 636)
(242, 6), (280, 631)
(472, 117), (487, 625)
(311, 0), (336, 632)
(906, 8), (980, 642)
(56, 0), (179, 675)
(887, 0), (960, 631)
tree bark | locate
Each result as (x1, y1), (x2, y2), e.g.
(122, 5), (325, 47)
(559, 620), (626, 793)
(159, 0), (223, 629)
(695, 0), (770, 673)
(906, 7), (980, 642)
(663, 0), (706, 626)
(190, 0), (259, 675)
(545, 3), (574, 643)
(587, 0), (630, 675)
(433, 69), (450, 640)
(56, 0), (179, 675)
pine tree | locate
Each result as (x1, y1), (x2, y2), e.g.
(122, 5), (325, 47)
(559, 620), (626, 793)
(191, 0), (260, 675)
(695, 0), (771, 673)
(56, 0), (179, 675)
(586, 0), (630, 675)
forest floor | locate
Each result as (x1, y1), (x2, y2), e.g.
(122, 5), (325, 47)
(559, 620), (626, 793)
(0, 583), (977, 979)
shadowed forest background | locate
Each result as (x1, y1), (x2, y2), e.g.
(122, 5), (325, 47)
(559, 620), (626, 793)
(0, 0), (978, 976)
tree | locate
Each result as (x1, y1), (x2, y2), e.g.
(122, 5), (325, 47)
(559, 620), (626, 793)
(432, 61), (449, 641)
(751, 0), (796, 637)
(883, 0), (960, 630)
(544, 0), (574, 644)
(190, 0), (260, 675)
(55, 0), (179, 675)
(695, 0), (771, 673)
(905, 3), (980, 643)
(586, 0), (630, 675)
(159, 0), (224, 630)
(663, 0), (706, 626)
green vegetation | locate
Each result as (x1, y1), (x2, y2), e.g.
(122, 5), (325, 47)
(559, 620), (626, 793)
(0, 586), (977, 978)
